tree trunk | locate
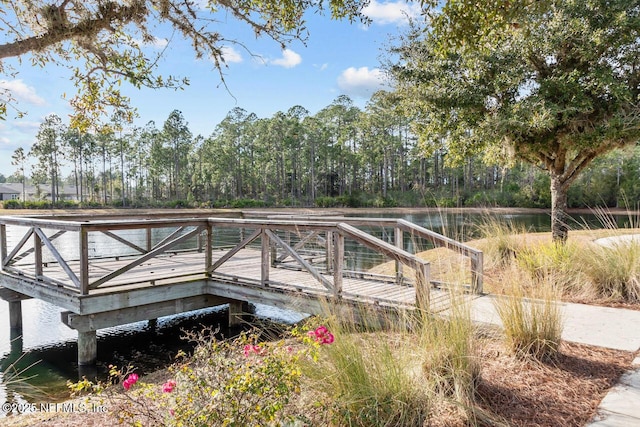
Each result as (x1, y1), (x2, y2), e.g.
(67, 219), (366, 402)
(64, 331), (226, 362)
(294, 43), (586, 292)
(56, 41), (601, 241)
(550, 172), (569, 243)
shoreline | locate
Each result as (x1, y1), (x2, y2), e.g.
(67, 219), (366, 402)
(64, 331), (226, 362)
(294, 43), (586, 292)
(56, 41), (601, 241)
(0, 205), (637, 217)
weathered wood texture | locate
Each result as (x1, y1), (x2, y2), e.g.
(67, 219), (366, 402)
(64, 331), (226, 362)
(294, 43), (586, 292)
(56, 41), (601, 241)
(0, 215), (481, 319)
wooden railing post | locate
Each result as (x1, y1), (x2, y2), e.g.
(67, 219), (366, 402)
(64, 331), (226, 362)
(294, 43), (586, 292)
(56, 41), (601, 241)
(471, 251), (483, 294)
(415, 262), (430, 310)
(79, 226), (89, 295)
(0, 224), (6, 270)
(34, 228), (42, 278)
(205, 223), (212, 278)
(333, 231), (344, 296)
(261, 227), (269, 285)
(326, 231), (334, 273)
(146, 228), (152, 252)
(395, 226), (403, 285)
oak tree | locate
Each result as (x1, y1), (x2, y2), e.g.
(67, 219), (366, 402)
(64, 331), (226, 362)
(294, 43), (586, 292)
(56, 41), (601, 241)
(391, 0), (640, 242)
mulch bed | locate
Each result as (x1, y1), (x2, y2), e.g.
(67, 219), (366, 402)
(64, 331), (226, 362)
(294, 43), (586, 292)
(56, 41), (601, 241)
(476, 339), (636, 427)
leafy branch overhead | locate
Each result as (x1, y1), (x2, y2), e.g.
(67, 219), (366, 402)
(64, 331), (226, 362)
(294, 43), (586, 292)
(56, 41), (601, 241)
(0, 0), (370, 128)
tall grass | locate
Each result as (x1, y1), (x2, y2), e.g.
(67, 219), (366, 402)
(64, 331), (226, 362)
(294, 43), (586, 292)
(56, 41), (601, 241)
(475, 218), (529, 269)
(494, 278), (563, 360)
(581, 240), (640, 302)
(301, 298), (480, 426)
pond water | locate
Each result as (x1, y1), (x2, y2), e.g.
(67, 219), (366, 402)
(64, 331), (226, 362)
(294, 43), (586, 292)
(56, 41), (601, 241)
(0, 209), (631, 411)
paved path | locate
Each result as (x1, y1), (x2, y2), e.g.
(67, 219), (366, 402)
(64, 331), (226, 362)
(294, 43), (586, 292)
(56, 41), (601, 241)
(468, 295), (640, 426)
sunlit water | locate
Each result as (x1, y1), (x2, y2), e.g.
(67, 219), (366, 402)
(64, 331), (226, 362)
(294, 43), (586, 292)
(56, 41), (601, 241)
(0, 210), (628, 410)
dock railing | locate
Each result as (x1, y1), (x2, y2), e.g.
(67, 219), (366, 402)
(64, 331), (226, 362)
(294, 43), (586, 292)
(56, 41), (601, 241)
(0, 215), (437, 308)
(263, 214), (484, 293)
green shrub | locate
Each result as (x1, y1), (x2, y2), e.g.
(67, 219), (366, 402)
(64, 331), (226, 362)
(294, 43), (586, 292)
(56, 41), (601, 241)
(2, 200), (23, 209)
(494, 280), (563, 360)
(70, 329), (306, 426)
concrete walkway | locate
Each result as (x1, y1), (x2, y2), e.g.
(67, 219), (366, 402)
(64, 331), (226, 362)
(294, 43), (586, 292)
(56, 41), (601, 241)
(469, 295), (640, 426)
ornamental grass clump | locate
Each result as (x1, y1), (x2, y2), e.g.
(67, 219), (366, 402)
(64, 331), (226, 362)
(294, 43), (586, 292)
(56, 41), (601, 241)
(581, 239), (640, 302)
(419, 298), (480, 407)
(299, 310), (434, 427)
(494, 279), (563, 360)
(476, 218), (528, 269)
(515, 241), (584, 296)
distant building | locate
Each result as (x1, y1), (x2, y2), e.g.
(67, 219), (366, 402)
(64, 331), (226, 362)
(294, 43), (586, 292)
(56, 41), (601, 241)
(0, 183), (81, 202)
(0, 184), (21, 201)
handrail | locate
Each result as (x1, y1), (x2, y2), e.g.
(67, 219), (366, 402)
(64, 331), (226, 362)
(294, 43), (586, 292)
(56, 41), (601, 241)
(261, 214), (483, 293)
(0, 215), (476, 309)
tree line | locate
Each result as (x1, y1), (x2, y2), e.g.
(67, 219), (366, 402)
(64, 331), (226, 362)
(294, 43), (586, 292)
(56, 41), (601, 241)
(7, 93), (640, 210)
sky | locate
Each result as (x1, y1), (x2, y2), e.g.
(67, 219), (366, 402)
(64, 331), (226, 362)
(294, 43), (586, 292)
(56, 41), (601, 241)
(0, 0), (422, 177)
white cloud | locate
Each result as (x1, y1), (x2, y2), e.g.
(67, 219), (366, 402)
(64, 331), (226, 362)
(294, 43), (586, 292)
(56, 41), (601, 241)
(0, 80), (46, 106)
(363, 0), (421, 25)
(221, 46), (243, 64)
(132, 37), (168, 49)
(13, 121), (41, 130)
(0, 136), (9, 145)
(270, 49), (302, 68)
(337, 67), (388, 97)
(314, 63), (329, 71)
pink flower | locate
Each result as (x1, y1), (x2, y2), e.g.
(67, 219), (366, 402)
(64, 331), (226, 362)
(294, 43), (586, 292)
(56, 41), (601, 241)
(243, 344), (264, 357)
(321, 333), (335, 344)
(169, 408), (175, 416)
(122, 373), (139, 390)
(162, 380), (177, 393)
(243, 344), (253, 357)
(309, 326), (335, 345)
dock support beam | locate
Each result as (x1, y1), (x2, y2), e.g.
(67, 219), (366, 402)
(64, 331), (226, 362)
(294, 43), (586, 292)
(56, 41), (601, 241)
(77, 330), (97, 366)
(8, 300), (22, 332)
(228, 300), (248, 327)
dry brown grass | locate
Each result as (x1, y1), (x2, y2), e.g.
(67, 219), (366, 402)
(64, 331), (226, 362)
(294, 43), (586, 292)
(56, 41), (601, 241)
(4, 337), (634, 427)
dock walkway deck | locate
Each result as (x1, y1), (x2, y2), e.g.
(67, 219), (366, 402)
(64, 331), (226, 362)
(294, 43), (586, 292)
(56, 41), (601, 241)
(0, 213), (483, 365)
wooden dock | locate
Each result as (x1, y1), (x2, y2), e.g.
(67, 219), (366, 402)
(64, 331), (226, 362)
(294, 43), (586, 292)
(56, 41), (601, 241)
(0, 213), (483, 365)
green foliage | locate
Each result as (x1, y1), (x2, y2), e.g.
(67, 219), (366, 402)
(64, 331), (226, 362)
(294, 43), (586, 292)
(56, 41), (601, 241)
(391, 0), (640, 241)
(70, 329), (307, 426)
(2, 200), (23, 209)
(1, 1), (368, 128)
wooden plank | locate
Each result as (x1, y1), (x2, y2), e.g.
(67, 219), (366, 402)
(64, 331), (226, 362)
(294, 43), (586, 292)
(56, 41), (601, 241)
(3, 227), (33, 267)
(0, 224), (6, 269)
(34, 227), (80, 288)
(337, 223), (425, 271)
(333, 232), (344, 295)
(275, 231), (319, 262)
(78, 280), (210, 314)
(153, 226), (188, 250)
(62, 294), (230, 331)
(13, 229), (66, 264)
(261, 229), (270, 284)
(0, 273), (81, 312)
(88, 226), (203, 289)
(79, 227), (89, 295)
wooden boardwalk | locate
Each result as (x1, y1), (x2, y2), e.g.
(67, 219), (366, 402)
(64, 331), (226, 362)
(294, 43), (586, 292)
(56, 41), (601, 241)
(0, 213), (483, 365)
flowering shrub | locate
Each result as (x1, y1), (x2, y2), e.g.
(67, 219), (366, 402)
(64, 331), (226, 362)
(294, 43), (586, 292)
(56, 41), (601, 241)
(68, 324), (338, 426)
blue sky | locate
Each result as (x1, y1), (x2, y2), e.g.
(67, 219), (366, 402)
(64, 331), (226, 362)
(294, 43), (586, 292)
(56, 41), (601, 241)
(0, 1), (421, 177)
